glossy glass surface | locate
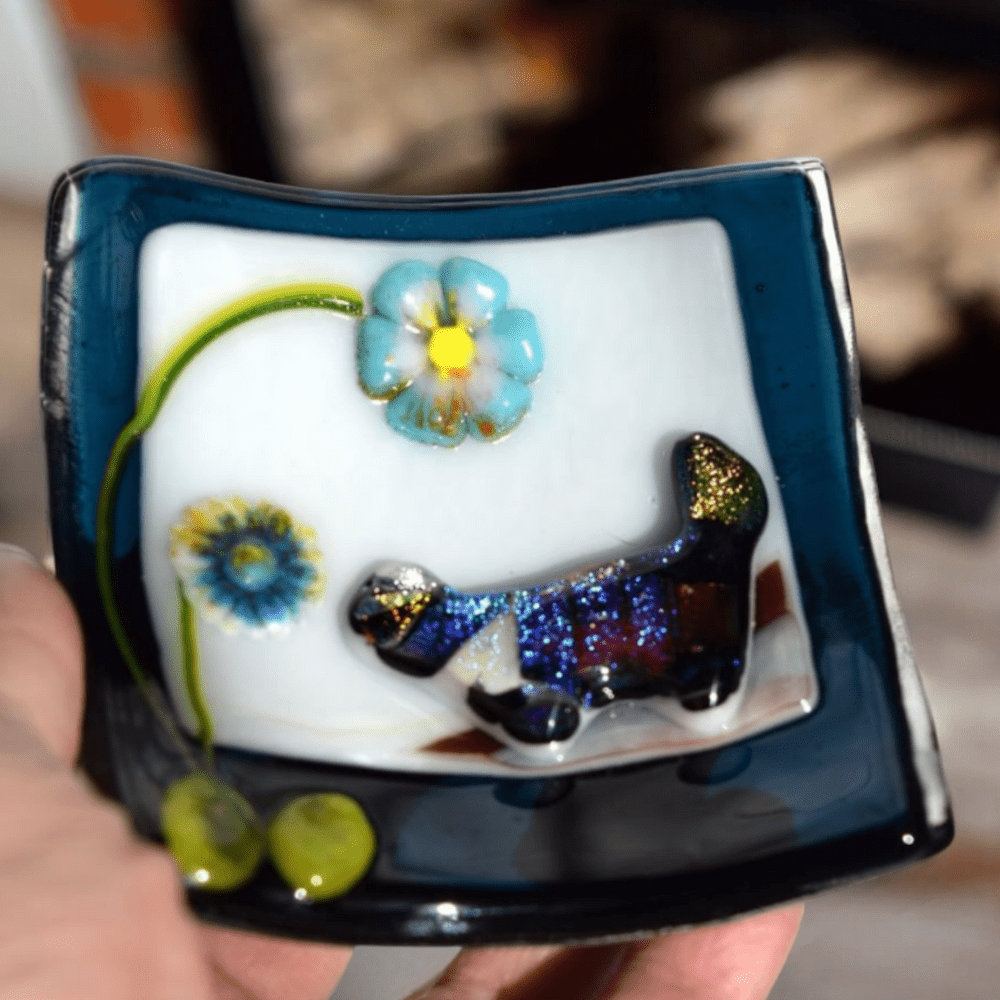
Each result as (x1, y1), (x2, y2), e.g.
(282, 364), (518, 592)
(42, 157), (951, 944)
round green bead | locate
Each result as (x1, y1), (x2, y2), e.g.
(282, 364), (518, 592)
(160, 772), (264, 891)
(268, 793), (376, 901)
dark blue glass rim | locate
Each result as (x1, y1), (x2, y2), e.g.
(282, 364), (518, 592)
(42, 156), (951, 943)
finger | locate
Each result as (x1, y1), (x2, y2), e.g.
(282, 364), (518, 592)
(201, 924), (353, 1000)
(411, 904), (802, 1000)
(606, 904), (804, 1000)
(0, 546), (83, 764)
(407, 946), (561, 1000)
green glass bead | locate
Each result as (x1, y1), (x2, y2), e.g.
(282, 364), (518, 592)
(160, 773), (264, 891)
(268, 793), (376, 901)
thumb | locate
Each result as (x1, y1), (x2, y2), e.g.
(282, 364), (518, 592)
(0, 545), (83, 765)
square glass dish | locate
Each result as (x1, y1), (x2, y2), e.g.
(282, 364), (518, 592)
(42, 157), (952, 944)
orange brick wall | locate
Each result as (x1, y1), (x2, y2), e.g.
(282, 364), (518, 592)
(48, 0), (210, 164)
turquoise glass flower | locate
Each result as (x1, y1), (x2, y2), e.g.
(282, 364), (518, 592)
(170, 498), (325, 636)
(356, 257), (544, 446)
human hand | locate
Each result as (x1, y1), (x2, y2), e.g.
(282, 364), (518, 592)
(0, 543), (801, 1000)
(0, 545), (352, 999)
(406, 905), (802, 1000)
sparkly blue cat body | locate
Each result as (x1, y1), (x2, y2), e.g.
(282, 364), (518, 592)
(349, 433), (768, 745)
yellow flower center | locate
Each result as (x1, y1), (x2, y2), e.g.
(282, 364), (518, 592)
(427, 324), (475, 375)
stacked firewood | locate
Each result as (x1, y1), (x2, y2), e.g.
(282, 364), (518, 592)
(241, 0), (579, 193)
(697, 49), (1000, 380)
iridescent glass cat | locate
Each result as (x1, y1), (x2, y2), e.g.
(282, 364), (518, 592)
(350, 433), (767, 745)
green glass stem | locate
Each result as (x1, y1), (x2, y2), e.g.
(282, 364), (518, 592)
(95, 283), (364, 764)
(178, 582), (213, 762)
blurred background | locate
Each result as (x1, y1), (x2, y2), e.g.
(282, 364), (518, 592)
(3, 0), (1000, 996)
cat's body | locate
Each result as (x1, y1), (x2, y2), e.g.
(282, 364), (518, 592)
(349, 433), (768, 745)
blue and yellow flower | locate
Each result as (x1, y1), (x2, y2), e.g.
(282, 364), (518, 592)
(356, 257), (544, 446)
(170, 498), (325, 635)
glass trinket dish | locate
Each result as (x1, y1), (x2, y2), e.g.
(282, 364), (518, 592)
(42, 156), (952, 944)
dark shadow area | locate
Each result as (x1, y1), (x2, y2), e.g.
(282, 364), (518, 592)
(871, 444), (1000, 529)
(863, 301), (1000, 439)
(175, 0), (283, 183)
(863, 302), (1000, 528)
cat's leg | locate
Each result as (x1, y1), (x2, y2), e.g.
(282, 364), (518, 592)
(466, 684), (580, 744)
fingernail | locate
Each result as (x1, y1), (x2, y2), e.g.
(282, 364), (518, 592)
(0, 544), (42, 569)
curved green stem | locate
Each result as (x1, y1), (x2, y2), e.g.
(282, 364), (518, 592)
(178, 581), (213, 763)
(96, 283), (364, 763)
